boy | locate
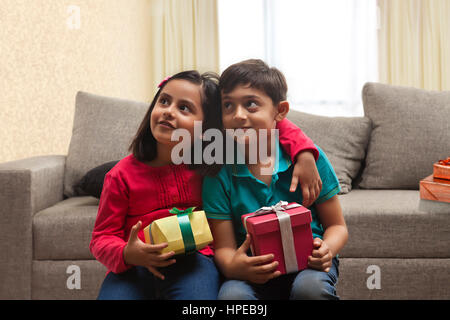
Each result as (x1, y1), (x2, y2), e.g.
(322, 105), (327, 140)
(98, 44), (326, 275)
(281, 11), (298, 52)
(202, 59), (348, 300)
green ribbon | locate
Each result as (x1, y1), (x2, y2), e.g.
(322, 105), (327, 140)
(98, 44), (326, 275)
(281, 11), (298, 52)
(169, 207), (196, 254)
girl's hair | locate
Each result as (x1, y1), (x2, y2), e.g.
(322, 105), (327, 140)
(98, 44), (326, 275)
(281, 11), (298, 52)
(128, 70), (222, 175)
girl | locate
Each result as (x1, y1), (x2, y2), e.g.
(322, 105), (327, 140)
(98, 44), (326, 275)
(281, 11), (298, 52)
(89, 70), (321, 300)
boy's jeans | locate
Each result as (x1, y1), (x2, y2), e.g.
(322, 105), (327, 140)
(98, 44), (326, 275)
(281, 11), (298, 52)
(97, 252), (219, 300)
(218, 257), (339, 300)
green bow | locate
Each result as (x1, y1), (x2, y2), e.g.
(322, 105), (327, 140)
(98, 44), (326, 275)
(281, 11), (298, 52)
(169, 207), (196, 215)
(169, 207), (196, 254)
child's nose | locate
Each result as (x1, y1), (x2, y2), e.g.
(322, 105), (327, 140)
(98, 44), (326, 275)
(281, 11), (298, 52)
(163, 104), (176, 118)
(233, 105), (247, 121)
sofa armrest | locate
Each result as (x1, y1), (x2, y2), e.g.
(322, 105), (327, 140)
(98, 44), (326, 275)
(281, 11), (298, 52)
(0, 155), (66, 299)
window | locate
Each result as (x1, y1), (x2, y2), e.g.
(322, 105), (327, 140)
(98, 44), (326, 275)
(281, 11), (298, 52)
(218, 0), (378, 117)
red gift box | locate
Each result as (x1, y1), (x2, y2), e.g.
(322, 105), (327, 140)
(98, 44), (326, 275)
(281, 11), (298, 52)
(241, 201), (313, 274)
(420, 174), (450, 203)
(433, 158), (450, 180)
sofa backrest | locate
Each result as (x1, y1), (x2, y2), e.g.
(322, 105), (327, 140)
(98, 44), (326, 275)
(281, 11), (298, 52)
(64, 83), (450, 198)
(64, 91), (148, 197)
(286, 111), (371, 194)
(359, 82), (450, 189)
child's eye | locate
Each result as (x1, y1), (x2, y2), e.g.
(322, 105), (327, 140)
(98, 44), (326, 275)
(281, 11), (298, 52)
(222, 102), (232, 109)
(159, 97), (169, 105)
(246, 101), (258, 108)
(179, 105), (191, 112)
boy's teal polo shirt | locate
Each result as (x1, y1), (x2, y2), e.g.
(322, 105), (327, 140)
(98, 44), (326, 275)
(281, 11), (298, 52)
(202, 141), (341, 248)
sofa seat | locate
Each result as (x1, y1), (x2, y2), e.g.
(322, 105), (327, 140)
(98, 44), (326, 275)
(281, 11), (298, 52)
(32, 260), (106, 300)
(337, 258), (450, 299)
(33, 196), (99, 260)
(33, 190), (450, 262)
(339, 189), (450, 258)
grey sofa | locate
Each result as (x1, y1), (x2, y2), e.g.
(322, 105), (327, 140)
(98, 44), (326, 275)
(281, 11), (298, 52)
(1, 82), (449, 300)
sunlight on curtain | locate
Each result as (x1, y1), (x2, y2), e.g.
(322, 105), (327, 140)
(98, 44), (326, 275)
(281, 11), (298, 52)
(378, 0), (450, 91)
(150, 0), (219, 91)
(218, 0), (378, 117)
(218, 0), (266, 71)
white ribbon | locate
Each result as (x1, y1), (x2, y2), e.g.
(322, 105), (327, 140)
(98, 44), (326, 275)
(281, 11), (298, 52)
(243, 201), (301, 273)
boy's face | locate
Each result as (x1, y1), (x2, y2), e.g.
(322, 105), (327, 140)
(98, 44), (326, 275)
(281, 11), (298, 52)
(221, 84), (286, 144)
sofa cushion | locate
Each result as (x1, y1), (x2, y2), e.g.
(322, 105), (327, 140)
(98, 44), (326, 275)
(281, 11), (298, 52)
(360, 82), (450, 189)
(287, 110), (371, 193)
(64, 91), (148, 197)
(33, 196), (100, 260)
(74, 160), (119, 198)
(339, 189), (450, 258)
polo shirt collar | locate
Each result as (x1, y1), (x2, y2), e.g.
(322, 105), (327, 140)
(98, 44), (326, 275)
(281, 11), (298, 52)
(232, 139), (292, 177)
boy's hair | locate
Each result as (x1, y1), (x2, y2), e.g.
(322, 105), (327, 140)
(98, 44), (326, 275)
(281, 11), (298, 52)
(129, 70), (222, 165)
(219, 59), (288, 105)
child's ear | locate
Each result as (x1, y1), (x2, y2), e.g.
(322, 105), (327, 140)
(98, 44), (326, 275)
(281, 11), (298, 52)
(275, 101), (289, 121)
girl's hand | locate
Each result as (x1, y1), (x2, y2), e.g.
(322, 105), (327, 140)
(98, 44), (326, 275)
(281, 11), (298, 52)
(123, 221), (176, 280)
(290, 151), (322, 207)
(228, 234), (281, 284)
(307, 238), (333, 273)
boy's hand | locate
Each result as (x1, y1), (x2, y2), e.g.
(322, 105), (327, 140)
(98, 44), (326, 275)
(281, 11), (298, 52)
(290, 151), (322, 207)
(123, 221), (176, 280)
(307, 238), (332, 273)
(228, 234), (281, 284)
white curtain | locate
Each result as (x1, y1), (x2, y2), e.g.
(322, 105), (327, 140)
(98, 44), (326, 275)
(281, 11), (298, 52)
(150, 0), (219, 91)
(378, 0), (450, 91)
(219, 0), (378, 117)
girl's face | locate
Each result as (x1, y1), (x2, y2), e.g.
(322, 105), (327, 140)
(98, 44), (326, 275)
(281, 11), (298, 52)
(150, 79), (204, 146)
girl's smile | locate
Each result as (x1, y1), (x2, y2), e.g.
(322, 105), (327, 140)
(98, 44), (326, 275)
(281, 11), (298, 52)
(157, 120), (176, 129)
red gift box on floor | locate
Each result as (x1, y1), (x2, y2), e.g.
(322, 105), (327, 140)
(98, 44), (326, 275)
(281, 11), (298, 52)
(241, 201), (313, 274)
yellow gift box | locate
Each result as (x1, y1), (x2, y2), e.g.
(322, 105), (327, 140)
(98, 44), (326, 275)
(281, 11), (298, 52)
(143, 207), (213, 255)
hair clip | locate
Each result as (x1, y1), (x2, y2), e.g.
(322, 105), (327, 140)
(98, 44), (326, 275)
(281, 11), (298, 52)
(158, 76), (172, 88)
